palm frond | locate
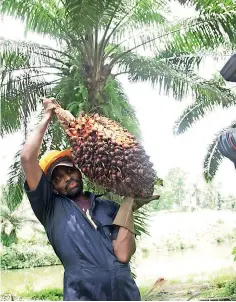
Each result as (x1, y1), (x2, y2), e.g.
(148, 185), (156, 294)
(194, 0), (236, 18)
(173, 84), (236, 134)
(109, 0), (167, 47)
(203, 121), (236, 182)
(129, 0), (167, 26)
(115, 52), (194, 100)
(156, 50), (203, 72)
(115, 52), (233, 103)
(168, 1), (236, 53)
(1, 0), (65, 39)
(1, 75), (57, 136)
(112, 6), (236, 68)
(0, 38), (71, 67)
(134, 206), (150, 237)
(101, 77), (141, 139)
(1, 148), (25, 212)
(64, 0), (127, 34)
(0, 38), (70, 135)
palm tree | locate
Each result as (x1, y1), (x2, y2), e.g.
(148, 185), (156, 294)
(1, 0), (236, 209)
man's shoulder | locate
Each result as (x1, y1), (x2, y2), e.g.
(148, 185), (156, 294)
(95, 196), (120, 212)
(95, 195), (117, 205)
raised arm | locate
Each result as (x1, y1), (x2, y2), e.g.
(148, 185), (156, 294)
(21, 98), (57, 190)
(218, 128), (236, 164)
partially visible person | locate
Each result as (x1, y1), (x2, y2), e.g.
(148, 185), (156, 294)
(218, 128), (236, 166)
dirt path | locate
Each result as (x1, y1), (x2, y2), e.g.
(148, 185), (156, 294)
(142, 278), (212, 301)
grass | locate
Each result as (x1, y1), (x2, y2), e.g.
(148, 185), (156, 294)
(200, 279), (236, 299)
(0, 288), (64, 301)
(199, 272), (236, 299)
(1, 287), (154, 301)
(1, 277), (236, 301)
(23, 288), (63, 300)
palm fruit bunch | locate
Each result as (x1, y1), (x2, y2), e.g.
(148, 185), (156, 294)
(55, 107), (156, 198)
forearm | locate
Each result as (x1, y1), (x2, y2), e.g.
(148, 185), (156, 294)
(113, 227), (136, 263)
(112, 197), (136, 263)
(21, 114), (51, 161)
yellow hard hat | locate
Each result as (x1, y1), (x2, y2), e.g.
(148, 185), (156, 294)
(39, 149), (73, 180)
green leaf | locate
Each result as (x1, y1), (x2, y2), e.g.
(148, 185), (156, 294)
(173, 82), (236, 135)
(1, 0), (66, 39)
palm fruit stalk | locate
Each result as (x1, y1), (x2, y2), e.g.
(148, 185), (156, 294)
(54, 105), (156, 198)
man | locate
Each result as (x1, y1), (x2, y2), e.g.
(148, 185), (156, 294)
(218, 128), (236, 166)
(21, 98), (158, 301)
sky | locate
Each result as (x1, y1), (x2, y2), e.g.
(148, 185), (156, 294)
(1, 8), (236, 195)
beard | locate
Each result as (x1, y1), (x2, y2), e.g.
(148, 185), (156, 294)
(66, 185), (83, 198)
(65, 179), (83, 198)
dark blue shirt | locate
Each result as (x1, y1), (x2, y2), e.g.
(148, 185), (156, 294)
(24, 173), (140, 301)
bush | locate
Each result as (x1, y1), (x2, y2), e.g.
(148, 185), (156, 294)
(1, 244), (61, 269)
(201, 278), (236, 299)
(223, 279), (236, 296)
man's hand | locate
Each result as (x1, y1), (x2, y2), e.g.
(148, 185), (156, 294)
(133, 195), (160, 211)
(41, 97), (59, 118)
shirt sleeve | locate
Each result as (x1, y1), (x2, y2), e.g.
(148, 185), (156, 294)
(107, 200), (120, 241)
(24, 172), (55, 226)
(94, 198), (120, 240)
(107, 199), (120, 219)
(218, 128), (236, 165)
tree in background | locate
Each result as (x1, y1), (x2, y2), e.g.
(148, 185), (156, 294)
(1, 0), (236, 210)
(151, 167), (236, 212)
(152, 167), (187, 210)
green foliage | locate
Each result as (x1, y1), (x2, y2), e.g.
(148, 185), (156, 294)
(201, 278), (236, 299)
(101, 76), (141, 138)
(13, 285), (167, 301)
(1, 231), (18, 247)
(15, 286), (157, 301)
(223, 279), (236, 296)
(151, 167), (187, 211)
(1, 204), (23, 247)
(19, 288), (63, 301)
(1, 244), (61, 269)
(232, 247), (236, 262)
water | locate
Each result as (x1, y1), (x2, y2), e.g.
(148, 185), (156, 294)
(134, 210), (236, 285)
(135, 243), (236, 286)
(1, 244), (236, 294)
(1, 265), (64, 294)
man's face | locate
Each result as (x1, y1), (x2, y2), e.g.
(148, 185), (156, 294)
(51, 165), (83, 198)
